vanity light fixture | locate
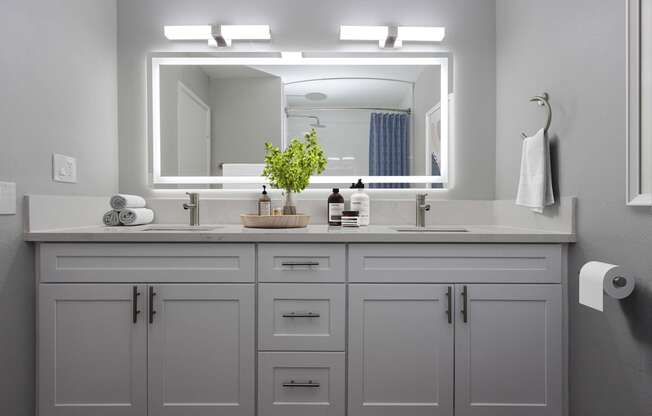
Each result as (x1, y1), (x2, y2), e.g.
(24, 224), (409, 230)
(339, 25), (389, 47)
(339, 25), (445, 48)
(280, 51), (303, 61)
(164, 24), (271, 47)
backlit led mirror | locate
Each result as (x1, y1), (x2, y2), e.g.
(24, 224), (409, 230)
(151, 54), (450, 189)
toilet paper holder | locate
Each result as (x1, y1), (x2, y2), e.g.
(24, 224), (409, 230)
(612, 276), (628, 288)
(579, 262), (635, 312)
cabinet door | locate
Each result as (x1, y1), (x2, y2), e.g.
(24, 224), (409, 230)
(148, 284), (255, 416)
(348, 285), (454, 416)
(455, 284), (562, 416)
(38, 284), (147, 416)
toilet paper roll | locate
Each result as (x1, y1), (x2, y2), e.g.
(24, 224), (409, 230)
(579, 261), (635, 312)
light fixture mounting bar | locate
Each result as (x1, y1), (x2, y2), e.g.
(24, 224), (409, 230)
(164, 24), (271, 47)
(339, 25), (445, 48)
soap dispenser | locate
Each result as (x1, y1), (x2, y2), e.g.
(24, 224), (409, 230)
(258, 185), (271, 216)
(350, 179), (370, 226)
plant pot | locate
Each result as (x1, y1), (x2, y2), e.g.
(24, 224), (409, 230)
(282, 191), (297, 215)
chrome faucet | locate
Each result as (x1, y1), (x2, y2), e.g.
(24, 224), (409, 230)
(416, 193), (431, 228)
(183, 192), (200, 226)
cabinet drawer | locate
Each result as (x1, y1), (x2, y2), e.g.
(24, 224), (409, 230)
(258, 352), (345, 416)
(259, 284), (345, 351)
(39, 243), (255, 283)
(258, 244), (345, 282)
(349, 244), (562, 283)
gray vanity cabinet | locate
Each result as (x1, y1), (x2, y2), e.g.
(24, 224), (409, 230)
(148, 284), (255, 416)
(348, 284), (455, 416)
(39, 283), (255, 416)
(347, 244), (564, 416)
(37, 243), (257, 416)
(36, 242), (566, 416)
(454, 284), (562, 416)
(38, 284), (148, 416)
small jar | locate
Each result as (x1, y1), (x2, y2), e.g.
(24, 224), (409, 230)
(341, 210), (360, 227)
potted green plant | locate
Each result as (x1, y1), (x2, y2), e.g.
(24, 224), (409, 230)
(262, 129), (327, 214)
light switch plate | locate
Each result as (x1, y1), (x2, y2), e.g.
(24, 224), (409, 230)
(0, 182), (17, 215)
(53, 153), (77, 183)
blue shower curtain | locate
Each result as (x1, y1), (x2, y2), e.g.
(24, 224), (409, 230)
(368, 112), (410, 188)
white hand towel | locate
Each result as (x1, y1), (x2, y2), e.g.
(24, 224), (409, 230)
(516, 128), (554, 213)
(119, 208), (154, 226)
(110, 194), (146, 210)
(102, 210), (122, 226)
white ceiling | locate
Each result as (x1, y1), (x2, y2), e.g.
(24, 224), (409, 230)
(199, 65), (274, 79)
(199, 64), (430, 82)
(196, 64), (437, 108)
(251, 65), (429, 83)
(285, 78), (412, 108)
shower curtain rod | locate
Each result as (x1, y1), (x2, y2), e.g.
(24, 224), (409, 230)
(286, 106), (411, 114)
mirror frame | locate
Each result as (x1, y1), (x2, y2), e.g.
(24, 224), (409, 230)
(627, 0), (652, 205)
(149, 53), (450, 189)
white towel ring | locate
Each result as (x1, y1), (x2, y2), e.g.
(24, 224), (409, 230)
(521, 93), (552, 139)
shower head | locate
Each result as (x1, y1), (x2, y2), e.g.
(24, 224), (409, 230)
(309, 118), (327, 129)
(286, 113), (327, 129)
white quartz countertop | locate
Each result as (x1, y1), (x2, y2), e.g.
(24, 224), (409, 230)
(24, 224), (576, 243)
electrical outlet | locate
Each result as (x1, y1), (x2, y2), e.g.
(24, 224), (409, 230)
(0, 182), (16, 215)
(53, 154), (77, 183)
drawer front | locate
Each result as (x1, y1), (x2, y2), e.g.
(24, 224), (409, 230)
(259, 284), (345, 351)
(39, 243), (255, 283)
(259, 352), (345, 416)
(349, 244), (562, 283)
(258, 244), (345, 282)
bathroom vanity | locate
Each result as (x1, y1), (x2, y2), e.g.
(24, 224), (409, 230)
(28, 225), (572, 416)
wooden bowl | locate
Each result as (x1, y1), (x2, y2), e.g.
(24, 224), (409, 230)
(240, 214), (310, 229)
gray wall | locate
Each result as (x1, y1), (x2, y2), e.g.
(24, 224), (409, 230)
(117, 0), (496, 199)
(496, 1), (652, 414)
(210, 76), (283, 175)
(0, 0), (119, 415)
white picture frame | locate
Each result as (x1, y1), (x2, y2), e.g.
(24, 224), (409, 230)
(627, 0), (652, 205)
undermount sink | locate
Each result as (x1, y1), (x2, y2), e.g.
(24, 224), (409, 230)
(142, 225), (223, 232)
(393, 226), (469, 233)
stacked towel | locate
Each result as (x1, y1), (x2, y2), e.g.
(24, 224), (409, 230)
(516, 128), (555, 213)
(110, 194), (146, 210)
(103, 210), (121, 226)
(119, 208), (155, 226)
(103, 194), (154, 226)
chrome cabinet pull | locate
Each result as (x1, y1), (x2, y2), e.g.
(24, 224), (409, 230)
(149, 286), (156, 324)
(446, 286), (452, 324)
(132, 286), (141, 324)
(282, 312), (321, 318)
(461, 285), (468, 323)
(281, 261), (320, 267)
(282, 380), (320, 388)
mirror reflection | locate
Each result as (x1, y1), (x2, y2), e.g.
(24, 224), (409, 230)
(157, 62), (448, 188)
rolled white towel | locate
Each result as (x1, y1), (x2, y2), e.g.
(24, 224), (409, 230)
(103, 210), (122, 226)
(119, 208), (154, 226)
(110, 194), (146, 210)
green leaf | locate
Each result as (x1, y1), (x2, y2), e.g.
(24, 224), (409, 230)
(262, 129), (328, 193)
